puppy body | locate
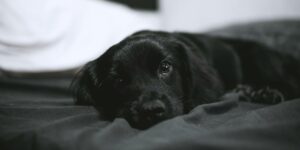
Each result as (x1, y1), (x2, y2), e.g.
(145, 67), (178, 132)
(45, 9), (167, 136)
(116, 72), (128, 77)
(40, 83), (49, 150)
(72, 31), (300, 129)
(179, 33), (300, 99)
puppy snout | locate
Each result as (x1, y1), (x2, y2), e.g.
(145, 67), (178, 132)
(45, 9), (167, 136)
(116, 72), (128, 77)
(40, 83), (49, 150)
(140, 100), (166, 118)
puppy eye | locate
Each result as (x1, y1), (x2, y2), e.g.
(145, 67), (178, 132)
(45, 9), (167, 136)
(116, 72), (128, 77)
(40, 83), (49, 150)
(158, 61), (173, 77)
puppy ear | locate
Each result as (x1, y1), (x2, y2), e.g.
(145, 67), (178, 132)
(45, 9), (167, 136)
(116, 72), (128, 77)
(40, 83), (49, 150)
(71, 61), (98, 105)
(71, 47), (115, 105)
(181, 33), (243, 89)
(172, 33), (225, 112)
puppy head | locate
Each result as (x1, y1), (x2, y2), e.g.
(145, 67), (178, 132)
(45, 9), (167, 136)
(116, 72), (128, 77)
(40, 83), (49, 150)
(72, 31), (223, 129)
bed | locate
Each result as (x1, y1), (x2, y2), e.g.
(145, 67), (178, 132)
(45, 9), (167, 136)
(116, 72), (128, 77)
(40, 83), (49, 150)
(1, 20), (300, 150)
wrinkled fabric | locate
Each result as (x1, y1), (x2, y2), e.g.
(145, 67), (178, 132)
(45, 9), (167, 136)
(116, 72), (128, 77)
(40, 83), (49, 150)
(0, 76), (299, 150)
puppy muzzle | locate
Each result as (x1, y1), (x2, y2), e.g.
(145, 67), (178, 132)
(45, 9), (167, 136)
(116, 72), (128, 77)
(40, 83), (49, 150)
(130, 99), (167, 129)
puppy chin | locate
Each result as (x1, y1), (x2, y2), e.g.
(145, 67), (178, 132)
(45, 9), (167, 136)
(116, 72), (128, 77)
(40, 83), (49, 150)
(127, 114), (169, 130)
(119, 108), (166, 129)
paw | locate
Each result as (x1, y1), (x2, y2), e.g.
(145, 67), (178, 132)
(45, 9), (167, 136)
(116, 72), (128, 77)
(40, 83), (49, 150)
(232, 85), (253, 101)
(250, 87), (285, 104)
(233, 85), (285, 104)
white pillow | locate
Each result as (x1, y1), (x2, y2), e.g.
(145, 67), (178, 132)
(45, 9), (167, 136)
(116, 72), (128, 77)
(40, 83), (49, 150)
(0, 0), (160, 72)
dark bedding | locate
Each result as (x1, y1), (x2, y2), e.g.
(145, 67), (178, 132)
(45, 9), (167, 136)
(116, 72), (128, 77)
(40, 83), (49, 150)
(1, 20), (300, 150)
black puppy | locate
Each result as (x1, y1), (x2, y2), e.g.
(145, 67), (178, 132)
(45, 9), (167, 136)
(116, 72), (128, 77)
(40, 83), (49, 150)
(72, 30), (300, 129)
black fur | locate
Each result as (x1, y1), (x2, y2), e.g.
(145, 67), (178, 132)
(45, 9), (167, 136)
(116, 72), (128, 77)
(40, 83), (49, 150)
(71, 31), (300, 129)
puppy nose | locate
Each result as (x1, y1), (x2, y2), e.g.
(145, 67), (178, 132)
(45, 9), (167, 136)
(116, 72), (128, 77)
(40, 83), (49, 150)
(140, 100), (166, 118)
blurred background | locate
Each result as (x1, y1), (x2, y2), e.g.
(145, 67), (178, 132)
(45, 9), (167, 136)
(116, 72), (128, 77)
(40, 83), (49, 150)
(0, 0), (300, 73)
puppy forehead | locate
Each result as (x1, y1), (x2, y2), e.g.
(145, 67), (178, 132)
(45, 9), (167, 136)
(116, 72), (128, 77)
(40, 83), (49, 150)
(112, 40), (170, 68)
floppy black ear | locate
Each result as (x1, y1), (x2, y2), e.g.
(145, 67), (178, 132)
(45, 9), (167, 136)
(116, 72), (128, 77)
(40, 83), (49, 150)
(70, 46), (116, 105)
(71, 61), (98, 105)
(179, 33), (243, 90)
(172, 33), (225, 112)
